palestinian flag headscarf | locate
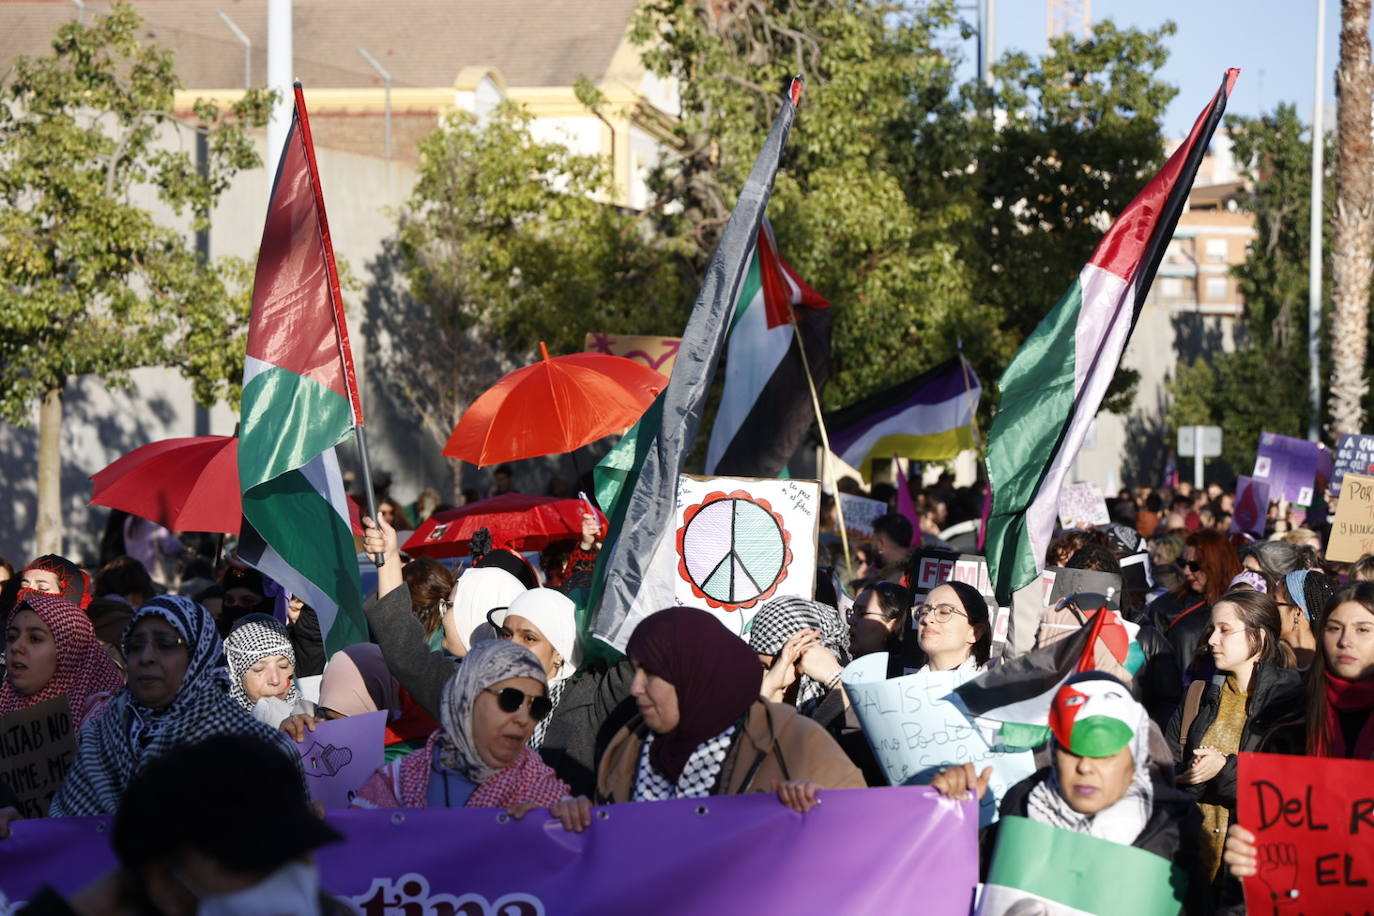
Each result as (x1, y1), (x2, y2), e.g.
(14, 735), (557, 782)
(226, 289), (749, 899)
(1025, 672), (1153, 846)
(20, 554), (92, 610)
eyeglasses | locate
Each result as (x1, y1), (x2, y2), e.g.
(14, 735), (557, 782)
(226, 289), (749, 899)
(122, 632), (188, 655)
(1183, 561), (1203, 572)
(914, 603), (967, 624)
(484, 686), (553, 721)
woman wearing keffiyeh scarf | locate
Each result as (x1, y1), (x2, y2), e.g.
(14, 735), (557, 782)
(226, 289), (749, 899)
(750, 596), (850, 714)
(49, 595), (301, 817)
(18, 554), (92, 610)
(223, 614), (313, 728)
(351, 639), (568, 809)
(2, 593), (124, 729)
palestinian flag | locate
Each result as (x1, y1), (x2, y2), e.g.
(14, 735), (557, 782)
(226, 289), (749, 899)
(237, 83), (367, 654)
(953, 610), (1133, 750)
(984, 69), (1238, 605)
(704, 217), (831, 477)
(824, 356), (981, 481)
(980, 816), (1183, 915)
(586, 80), (805, 651)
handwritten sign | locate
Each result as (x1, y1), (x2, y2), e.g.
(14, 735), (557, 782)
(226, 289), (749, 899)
(1230, 475), (1271, 537)
(1254, 431), (1322, 506)
(583, 332), (680, 377)
(1332, 433), (1374, 496)
(841, 654), (1035, 826)
(294, 711), (386, 809)
(0, 697), (76, 818)
(1326, 472), (1374, 563)
(1057, 481), (1111, 528)
(1238, 751), (1374, 915)
(837, 493), (887, 540)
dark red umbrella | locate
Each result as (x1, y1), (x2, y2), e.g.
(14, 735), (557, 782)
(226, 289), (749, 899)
(402, 493), (607, 559)
(90, 436), (365, 536)
(89, 436), (242, 534)
(443, 343), (665, 466)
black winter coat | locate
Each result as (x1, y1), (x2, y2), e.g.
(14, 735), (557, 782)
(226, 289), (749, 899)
(1147, 590), (1210, 676)
(362, 585), (635, 798)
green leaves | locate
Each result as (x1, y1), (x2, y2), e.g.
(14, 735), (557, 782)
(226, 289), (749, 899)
(0, 2), (269, 423)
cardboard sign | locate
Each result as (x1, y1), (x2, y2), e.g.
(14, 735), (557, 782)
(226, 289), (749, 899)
(838, 493), (888, 540)
(1332, 433), (1374, 496)
(841, 654), (1035, 826)
(1326, 472), (1374, 563)
(980, 815), (1183, 915)
(1253, 431), (1322, 506)
(1230, 475), (1271, 536)
(294, 711), (386, 809)
(0, 697), (76, 818)
(1238, 751), (1374, 915)
(583, 332), (680, 377)
(1057, 481), (1111, 529)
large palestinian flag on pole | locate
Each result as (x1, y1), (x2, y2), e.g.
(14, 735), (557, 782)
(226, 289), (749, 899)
(586, 80), (805, 651)
(984, 69), (1238, 605)
(704, 217), (831, 477)
(237, 83), (367, 654)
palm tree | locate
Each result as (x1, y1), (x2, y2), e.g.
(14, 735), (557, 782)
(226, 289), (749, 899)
(1328, 0), (1374, 436)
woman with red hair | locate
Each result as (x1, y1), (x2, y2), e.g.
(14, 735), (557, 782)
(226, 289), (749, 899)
(1147, 529), (1240, 679)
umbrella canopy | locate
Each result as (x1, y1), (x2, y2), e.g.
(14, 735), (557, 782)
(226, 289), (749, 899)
(403, 493), (608, 559)
(90, 436), (242, 534)
(443, 343), (666, 467)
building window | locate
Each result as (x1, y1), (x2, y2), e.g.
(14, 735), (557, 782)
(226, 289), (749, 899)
(1206, 276), (1228, 300)
(1205, 238), (1228, 263)
(1160, 277), (1183, 298)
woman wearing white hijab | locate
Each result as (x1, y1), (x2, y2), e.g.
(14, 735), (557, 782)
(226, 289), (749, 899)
(442, 566), (526, 657)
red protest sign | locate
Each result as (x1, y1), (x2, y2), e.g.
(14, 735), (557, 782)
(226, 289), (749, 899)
(1238, 751), (1374, 915)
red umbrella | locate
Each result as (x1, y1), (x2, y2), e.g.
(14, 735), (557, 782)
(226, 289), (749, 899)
(402, 493), (607, 559)
(90, 436), (365, 536)
(443, 343), (666, 467)
(89, 436), (242, 534)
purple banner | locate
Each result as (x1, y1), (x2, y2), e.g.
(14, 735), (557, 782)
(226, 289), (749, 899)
(0, 788), (977, 915)
(1252, 432), (1322, 506)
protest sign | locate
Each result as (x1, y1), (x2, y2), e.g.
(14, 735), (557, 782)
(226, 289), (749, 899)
(1238, 751), (1374, 915)
(1332, 433), (1374, 496)
(1325, 472), (1374, 563)
(294, 710), (386, 809)
(980, 815), (1184, 915)
(584, 332), (680, 377)
(841, 653), (1036, 826)
(1057, 481), (1111, 528)
(0, 788), (979, 916)
(657, 474), (819, 635)
(838, 492), (887, 540)
(1253, 431), (1322, 506)
(0, 697), (75, 819)
(1229, 475), (1270, 536)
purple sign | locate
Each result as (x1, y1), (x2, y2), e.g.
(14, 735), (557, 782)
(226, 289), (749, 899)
(295, 710), (386, 810)
(1252, 432), (1322, 505)
(0, 788), (977, 915)
(1228, 476), (1270, 537)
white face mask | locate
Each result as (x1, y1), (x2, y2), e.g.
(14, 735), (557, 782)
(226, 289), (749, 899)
(187, 860), (322, 916)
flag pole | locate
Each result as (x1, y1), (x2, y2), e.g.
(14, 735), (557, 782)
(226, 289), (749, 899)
(787, 312), (852, 583)
(292, 80), (383, 566)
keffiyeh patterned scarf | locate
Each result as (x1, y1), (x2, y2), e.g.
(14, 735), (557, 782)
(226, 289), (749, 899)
(632, 726), (737, 801)
(748, 596), (851, 712)
(49, 595), (299, 817)
(1, 594), (124, 726)
(529, 678), (566, 750)
(223, 615), (301, 711)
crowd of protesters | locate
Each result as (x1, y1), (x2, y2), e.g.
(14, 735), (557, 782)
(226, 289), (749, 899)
(1, 463), (1371, 915)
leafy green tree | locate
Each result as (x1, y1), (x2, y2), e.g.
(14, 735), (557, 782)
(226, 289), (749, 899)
(0, 3), (271, 553)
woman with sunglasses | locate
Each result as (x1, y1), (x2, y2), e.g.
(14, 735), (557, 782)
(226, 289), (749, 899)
(2, 593), (124, 732)
(547, 607), (864, 832)
(1148, 530), (1240, 678)
(1164, 588), (1299, 909)
(352, 638), (568, 809)
(912, 581), (991, 673)
(847, 581), (911, 662)
(1225, 582), (1374, 885)
(51, 596), (301, 816)
(359, 516), (636, 800)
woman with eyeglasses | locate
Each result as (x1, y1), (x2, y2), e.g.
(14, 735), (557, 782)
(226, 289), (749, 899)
(545, 607), (864, 833)
(912, 581), (991, 673)
(402, 556), (455, 652)
(1147, 530), (1240, 679)
(1224, 582), (1374, 888)
(352, 639), (569, 809)
(847, 582), (912, 662)
(360, 516), (637, 800)
(50, 595), (302, 816)
(2, 593), (124, 732)
(1163, 588), (1299, 908)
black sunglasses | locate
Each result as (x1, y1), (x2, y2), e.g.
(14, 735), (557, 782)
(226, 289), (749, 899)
(1184, 561), (1202, 572)
(484, 686), (553, 721)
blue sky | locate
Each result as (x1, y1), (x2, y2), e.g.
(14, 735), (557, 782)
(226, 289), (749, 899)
(948, 0), (1338, 137)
